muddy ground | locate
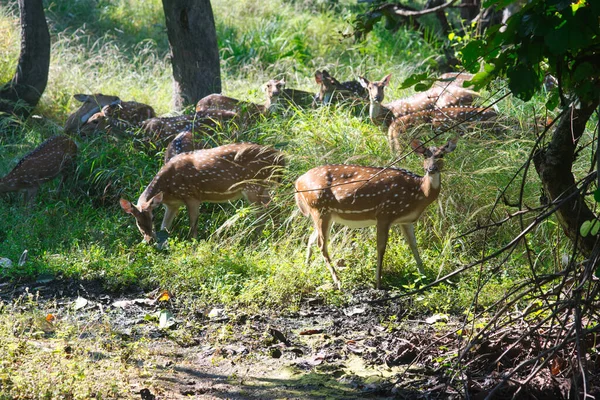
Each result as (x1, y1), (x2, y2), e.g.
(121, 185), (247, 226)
(1, 277), (591, 399)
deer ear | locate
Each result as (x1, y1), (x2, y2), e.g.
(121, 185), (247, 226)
(443, 137), (458, 153)
(74, 94), (89, 102)
(382, 74), (392, 87)
(410, 139), (425, 154)
(358, 77), (369, 88)
(315, 71), (323, 84)
(119, 198), (134, 214)
(150, 192), (164, 207)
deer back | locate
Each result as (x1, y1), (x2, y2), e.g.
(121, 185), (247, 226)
(141, 143), (285, 205)
(64, 93), (121, 134)
(0, 135), (78, 194)
(164, 131), (194, 164)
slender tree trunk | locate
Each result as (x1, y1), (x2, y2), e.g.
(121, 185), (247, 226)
(0, 0), (50, 119)
(162, 0), (221, 111)
(534, 100), (600, 257)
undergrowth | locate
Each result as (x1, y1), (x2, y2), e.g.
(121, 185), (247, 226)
(0, 0), (578, 317)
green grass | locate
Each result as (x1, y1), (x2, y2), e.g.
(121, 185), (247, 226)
(0, 0), (580, 317)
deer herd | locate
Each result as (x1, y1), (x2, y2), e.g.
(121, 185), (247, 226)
(1, 70), (500, 289)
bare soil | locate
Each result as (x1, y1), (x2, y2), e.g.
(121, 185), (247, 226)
(1, 277), (595, 399)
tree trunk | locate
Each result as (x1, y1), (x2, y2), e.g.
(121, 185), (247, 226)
(533, 100), (600, 257)
(0, 0), (50, 119)
(162, 0), (221, 111)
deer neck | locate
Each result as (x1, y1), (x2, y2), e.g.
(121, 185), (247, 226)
(139, 176), (164, 206)
(369, 102), (392, 127)
(420, 170), (441, 199)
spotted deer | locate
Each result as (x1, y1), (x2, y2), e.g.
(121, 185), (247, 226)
(387, 106), (497, 152)
(359, 74), (480, 129)
(0, 135), (78, 202)
(164, 131), (194, 163)
(120, 143), (285, 242)
(139, 111), (238, 146)
(314, 70), (367, 105)
(79, 101), (156, 136)
(64, 93), (121, 134)
(295, 138), (458, 289)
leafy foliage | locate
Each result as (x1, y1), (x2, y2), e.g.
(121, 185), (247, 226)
(461, 0), (600, 103)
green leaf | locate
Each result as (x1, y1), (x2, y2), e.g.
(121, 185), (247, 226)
(415, 82), (433, 92)
(508, 64), (540, 101)
(591, 220), (600, 236)
(545, 91), (560, 110)
(459, 40), (485, 73)
(545, 25), (569, 55)
(400, 72), (430, 89)
(594, 189), (600, 203)
(580, 220), (592, 237)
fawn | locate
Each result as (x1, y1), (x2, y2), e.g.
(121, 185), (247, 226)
(295, 138), (458, 289)
(120, 143), (285, 243)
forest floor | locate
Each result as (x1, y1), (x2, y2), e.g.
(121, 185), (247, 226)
(0, 277), (581, 399)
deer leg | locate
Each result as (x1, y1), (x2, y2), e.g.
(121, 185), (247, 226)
(305, 229), (318, 264)
(400, 224), (425, 275)
(185, 200), (202, 239)
(315, 214), (340, 289)
(376, 221), (391, 289)
(160, 204), (180, 233)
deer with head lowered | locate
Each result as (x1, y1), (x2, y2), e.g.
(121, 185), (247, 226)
(120, 143), (285, 243)
(0, 135), (78, 203)
(295, 138), (458, 289)
(64, 93), (121, 134)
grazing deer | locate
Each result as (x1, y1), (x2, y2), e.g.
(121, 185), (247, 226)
(387, 106), (497, 152)
(0, 135), (78, 202)
(64, 93), (121, 134)
(120, 143), (285, 242)
(314, 70), (367, 105)
(164, 131), (194, 163)
(295, 138), (458, 289)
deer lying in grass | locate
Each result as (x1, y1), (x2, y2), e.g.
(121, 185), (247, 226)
(314, 70), (367, 105)
(64, 93), (121, 134)
(78, 101), (156, 136)
(120, 143), (285, 243)
(139, 110), (238, 146)
(164, 131), (194, 163)
(359, 73), (479, 129)
(387, 106), (497, 152)
(295, 138), (458, 289)
(0, 135), (78, 202)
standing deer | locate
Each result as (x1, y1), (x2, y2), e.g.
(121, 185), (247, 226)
(64, 93), (121, 134)
(295, 138), (458, 289)
(0, 135), (78, 202)
(314, 70), (367, 105)
(387, 106), (497, 152)
(359, 74), (396, 128)
(120, 143), (285, 243)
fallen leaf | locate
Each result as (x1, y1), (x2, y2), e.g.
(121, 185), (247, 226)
(425, 313), (449, 324)
(45, 313), (55, 323)
(74, 296), (88, 311)
(299, 329), (323, 335)
(158, 309), (176, 329)
(157, 290), (171, 302)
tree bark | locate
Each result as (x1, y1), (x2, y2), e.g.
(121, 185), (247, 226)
(0, 0), (50, 119)
(534, 101), (600, 257)
(162, 0), (221, 111)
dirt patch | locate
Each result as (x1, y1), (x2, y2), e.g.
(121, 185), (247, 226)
(1, 277), (597, 399)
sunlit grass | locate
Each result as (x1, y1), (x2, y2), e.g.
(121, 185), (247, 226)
(0, 0), (574, 316)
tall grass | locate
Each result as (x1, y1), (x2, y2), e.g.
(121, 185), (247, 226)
(0, 0), (575, 313)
